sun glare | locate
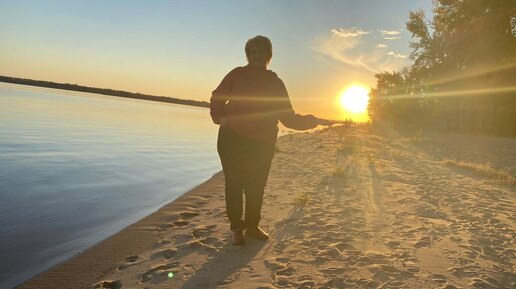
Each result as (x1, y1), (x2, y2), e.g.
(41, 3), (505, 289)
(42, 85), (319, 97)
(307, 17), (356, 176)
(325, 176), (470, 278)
(340, 85), (370, 114)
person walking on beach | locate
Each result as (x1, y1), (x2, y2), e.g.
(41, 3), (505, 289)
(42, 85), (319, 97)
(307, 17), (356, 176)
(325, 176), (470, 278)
(210, 35), (332, 246)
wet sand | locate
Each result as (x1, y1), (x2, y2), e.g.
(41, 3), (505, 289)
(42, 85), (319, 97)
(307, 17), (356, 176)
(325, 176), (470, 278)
(19, 125), (515, 289)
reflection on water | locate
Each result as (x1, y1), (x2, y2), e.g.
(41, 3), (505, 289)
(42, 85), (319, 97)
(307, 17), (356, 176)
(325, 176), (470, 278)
(0, 83), (220, 288)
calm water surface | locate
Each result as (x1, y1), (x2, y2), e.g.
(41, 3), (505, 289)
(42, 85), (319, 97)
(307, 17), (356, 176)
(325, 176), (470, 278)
(0, 83), (221, 288)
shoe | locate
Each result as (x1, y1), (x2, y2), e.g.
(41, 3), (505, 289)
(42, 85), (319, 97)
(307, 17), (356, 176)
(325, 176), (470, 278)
(245, 227), (270, 240)
(232, 230), (245, 246)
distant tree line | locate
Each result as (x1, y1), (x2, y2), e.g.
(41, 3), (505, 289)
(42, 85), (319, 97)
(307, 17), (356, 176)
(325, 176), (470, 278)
(0, 75), (210, 108)
(368, 0), (516, 136)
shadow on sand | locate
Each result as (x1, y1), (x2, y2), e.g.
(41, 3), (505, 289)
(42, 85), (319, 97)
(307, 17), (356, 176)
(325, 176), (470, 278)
(179, 234), (265, 288)
(180, 205), (305, 289)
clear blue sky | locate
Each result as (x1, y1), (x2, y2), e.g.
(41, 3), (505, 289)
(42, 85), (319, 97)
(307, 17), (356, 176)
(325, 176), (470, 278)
(0, 0), (433, 119)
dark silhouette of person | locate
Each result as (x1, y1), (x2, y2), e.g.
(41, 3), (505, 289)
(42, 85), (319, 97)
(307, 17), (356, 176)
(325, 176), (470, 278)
(210, 35), (333, 245)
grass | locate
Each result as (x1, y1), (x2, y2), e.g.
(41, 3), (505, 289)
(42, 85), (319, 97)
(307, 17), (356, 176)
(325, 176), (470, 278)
(443, 159), (515, 186)
(332, 166), (348, 178)
(389, 148), (402, 159)
(410, 129), (424, 144)
(332, 159), (361, 178)
(366, 152), (377, 165)
(294, 192), (312, 206)
(287, 131), (294, 140)
(316, 176), (329, 188)
(336, 137), (358, 155)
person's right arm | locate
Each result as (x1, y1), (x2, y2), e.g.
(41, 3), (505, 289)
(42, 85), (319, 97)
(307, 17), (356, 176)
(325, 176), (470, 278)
(210, 68), (238, 125)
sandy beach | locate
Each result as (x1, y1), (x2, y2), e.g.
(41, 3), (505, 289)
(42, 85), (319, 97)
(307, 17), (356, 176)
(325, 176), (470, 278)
(18, 125), (515, 289)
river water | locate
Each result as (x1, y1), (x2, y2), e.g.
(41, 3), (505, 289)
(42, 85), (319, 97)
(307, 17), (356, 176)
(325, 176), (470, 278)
(0, 83), (221, 288)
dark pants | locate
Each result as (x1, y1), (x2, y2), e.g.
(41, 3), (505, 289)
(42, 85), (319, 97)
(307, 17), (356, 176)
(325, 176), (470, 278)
(217, 126), (276, 231)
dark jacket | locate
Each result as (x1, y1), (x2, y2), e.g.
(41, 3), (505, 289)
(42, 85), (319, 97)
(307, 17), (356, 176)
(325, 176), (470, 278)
(210, 64), (317, 141)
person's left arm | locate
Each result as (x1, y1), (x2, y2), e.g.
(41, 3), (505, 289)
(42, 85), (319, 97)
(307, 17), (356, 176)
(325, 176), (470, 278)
(273, 77), (333, 130)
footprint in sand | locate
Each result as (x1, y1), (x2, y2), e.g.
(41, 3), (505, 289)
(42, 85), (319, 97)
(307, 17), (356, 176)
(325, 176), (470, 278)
(192, 224), (217, 238)
(385, 240), (402, 248)
(431, 273), (448, 285)
(124, 255), (138, 262)
(179, 211), (200, 219)
(332, 242), (354, 252)
(275, 266), (295, 277)
(272, 240), (291, 254)
(171, 220), (190, 227)
(117, 264), (135, 271)
(158, 223), (174, 230)
(265, 257), (297, 284)
(298, 281), (316, 289)
(320, 277), (348, 289)
(207, 208), (226, 217)
(158, 239), (172, 246)
(200, 236), (223, 248)
(296, 275), (316, 289)
(264, 257), (287, 268)
(357, 252), (390, 266)
(274, 275), (295, 288)
(414, 236), (432, 248)
(192, 228), (210, 238)
(216, 271), (240, 285)
(320, 234), (341, 243)
(200, 246), (218, 255)
(450, 236), (462, 243)
(372, 270), (392, 283)
(88, 280), (122, 289)
(150, 248), (178, 260)
(275, 257), (290, 264)
(181, 264), (196, 278)
(140, 262), (180, 283)
(449, 265), (482, 278)
(320, 267), (347, 275)
(117, 256), (140, 271)
(187, 240), (204, 249)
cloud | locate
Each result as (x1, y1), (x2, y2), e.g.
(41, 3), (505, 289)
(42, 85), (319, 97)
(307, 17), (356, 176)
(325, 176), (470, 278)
(313, 27), (410, 73)
(384, 36), (402, 40)
(331, 27), (371, 38)
(380, 30), (400, 35)
(387, 51), (407, 58)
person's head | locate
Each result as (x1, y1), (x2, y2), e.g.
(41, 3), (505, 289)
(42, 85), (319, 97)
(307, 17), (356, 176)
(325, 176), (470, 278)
(245, 35), (272, 68)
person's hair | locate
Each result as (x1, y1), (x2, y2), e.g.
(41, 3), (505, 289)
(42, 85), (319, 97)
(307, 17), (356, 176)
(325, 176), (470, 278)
(245, 35), (273, 63)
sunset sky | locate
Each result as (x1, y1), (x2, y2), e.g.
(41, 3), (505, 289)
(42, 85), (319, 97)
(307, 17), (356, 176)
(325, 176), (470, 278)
(0, 0), (433, 120)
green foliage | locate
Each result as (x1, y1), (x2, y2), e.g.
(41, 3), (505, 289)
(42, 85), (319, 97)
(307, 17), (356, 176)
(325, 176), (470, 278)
(368, 0), (516, 136)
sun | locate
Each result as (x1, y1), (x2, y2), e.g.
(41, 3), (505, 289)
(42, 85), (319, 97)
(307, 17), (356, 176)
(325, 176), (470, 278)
(339, 85), (370, 114)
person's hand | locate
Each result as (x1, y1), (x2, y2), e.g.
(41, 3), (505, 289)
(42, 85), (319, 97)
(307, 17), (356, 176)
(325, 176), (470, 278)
(315, 117), (336, 126)
(306, 115), (335, 127)
(305, 114), (318, 124)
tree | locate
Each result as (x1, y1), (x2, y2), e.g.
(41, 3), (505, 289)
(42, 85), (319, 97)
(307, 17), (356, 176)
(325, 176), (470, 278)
(368, 0), (516, 135)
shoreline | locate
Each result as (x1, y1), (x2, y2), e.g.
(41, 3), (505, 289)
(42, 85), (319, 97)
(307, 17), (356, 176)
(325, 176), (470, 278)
(0, 77), (210, 109)
(17, 171), (226, 289)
